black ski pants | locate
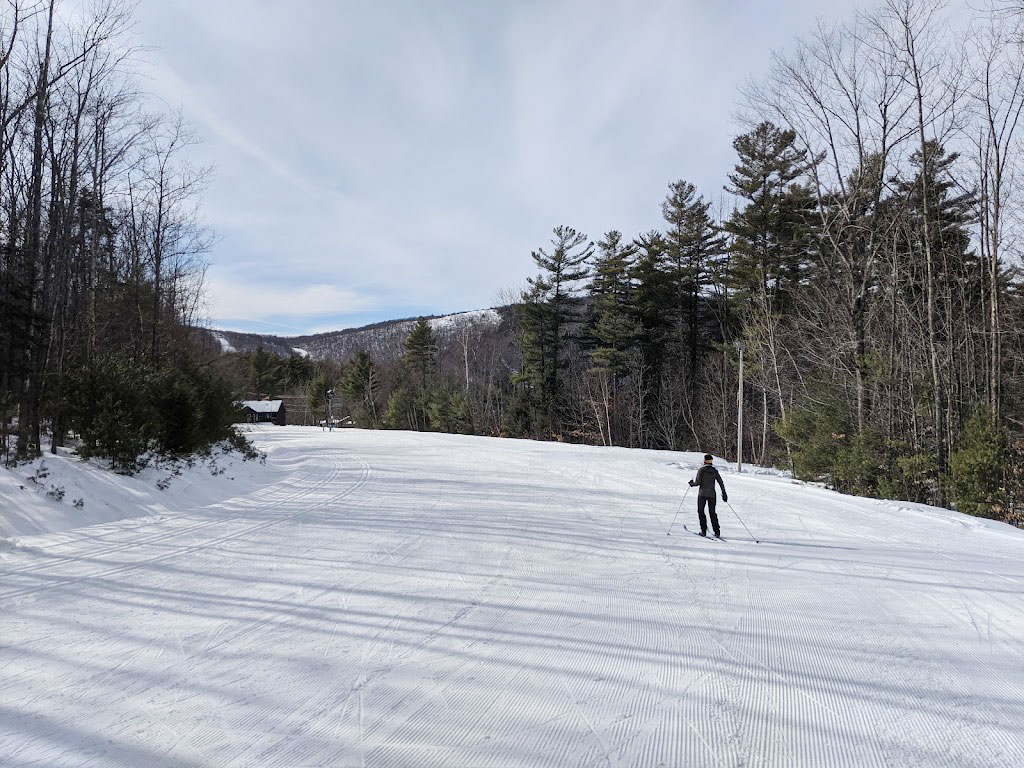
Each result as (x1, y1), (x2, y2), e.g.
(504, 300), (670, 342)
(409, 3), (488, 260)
(697, 496), (720, 536)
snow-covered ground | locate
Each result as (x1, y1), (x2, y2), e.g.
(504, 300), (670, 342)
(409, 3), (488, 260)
(1, 428), (1022, 767)
(0, 446), (272, 540)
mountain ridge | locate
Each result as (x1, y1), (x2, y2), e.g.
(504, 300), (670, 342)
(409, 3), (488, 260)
(202, 307), (510, 365)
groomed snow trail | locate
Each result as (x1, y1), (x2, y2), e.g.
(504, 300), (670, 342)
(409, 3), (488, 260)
(2, 428), (1023, 767)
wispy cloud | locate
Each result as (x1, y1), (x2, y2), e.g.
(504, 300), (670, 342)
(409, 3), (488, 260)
(205, 274), (377, 322)
(135, 0), (905, 334)
(144, 54), (321, 200)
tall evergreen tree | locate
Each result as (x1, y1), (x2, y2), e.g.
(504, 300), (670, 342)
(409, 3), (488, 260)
(395, 318), (438, 430)
(660, 181), (727, 405)
(516, 226), (593, 435)
(893, 141), (979, 309)
(583, 231), (640, 446)
(630, 231), (671, 379)
(403, 318), (438, 389)
(892, 141), (981, 457)
(723, 123), (816, 461)
(308, 372), (335, 423)
(725, 121), (814, 312)
(340, 349), (379, 427)
(587, 230), (639, 375)
(250, 347), (283, 398)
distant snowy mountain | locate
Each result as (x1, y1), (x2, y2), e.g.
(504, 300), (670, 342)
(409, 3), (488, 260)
(201, 308), (509, 365)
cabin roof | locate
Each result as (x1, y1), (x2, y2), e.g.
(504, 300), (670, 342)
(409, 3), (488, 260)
(238, 400), (283, 413)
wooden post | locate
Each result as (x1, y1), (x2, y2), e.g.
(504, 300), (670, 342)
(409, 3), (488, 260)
(736, 342), (745, 474)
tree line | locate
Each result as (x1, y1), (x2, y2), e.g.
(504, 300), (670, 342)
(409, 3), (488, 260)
(287, 0), (1022, 523)
(1, 0), (236, 469)
(509, 0), (1024, 521)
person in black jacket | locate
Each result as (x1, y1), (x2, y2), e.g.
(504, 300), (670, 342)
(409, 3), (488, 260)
(689, 454), (727, 537)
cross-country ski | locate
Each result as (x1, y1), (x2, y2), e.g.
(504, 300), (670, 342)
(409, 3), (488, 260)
(682, 524), (724, 541)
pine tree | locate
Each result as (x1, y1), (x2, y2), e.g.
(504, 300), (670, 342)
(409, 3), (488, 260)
(250, 348), (283, 399)
(403, 318), (438, 390)
(725, 121), (814, 312)
(723, 123), (815, 462)
(892, 141), (980, 481)
(630, 231), (671, 381)
(583, 231), (641, 446)
(396, 319), (438, 431)
(893, 141), (980, 309)
(950, 406), (1008, 518)
(660, 181), (726, 403)
(340, 349), (379, 427)
(588, 230), (639, 375)
(516, 226), (593, 435)
(283, 354), (315, 389)
(308, 373), (334, 423)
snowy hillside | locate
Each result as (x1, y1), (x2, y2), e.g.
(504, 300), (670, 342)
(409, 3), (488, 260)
(203, 308), (507, 365)
(2, 428), (1023, 767)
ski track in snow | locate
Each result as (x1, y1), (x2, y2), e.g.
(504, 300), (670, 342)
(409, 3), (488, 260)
(2, 428), (1024, 767)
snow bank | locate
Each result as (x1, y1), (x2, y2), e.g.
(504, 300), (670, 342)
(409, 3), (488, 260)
(0, 442), (271, 540)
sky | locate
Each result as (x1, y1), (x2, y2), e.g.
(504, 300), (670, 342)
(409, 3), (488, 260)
(132, 0), (877, 335)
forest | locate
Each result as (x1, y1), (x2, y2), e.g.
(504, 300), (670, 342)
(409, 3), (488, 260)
(0, 0), (237, 469)
(3, 0), (1023, 523)
(510, 0), (1024, 524)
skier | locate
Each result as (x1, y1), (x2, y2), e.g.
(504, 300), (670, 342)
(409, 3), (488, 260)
(688, 454), (727, 537)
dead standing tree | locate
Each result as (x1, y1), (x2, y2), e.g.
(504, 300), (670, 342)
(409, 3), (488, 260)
(1, 0), (134, 458)
(967, 13), (1024, 422)
(875, 0), (967, 501)
(746, 13), (917, 437)
(125, 111), (211, 363)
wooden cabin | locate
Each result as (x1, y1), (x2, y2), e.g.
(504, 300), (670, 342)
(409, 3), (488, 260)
(237, 399), (287, 426)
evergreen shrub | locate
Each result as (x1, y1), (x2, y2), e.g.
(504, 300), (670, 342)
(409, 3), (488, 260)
(949, 407), (1008, 519)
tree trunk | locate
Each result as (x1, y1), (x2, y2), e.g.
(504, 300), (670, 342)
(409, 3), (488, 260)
(17, 0), (56, 459)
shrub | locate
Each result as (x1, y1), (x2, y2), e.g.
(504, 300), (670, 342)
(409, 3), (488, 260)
(68, 353), (242, 470)
(70, 356), (153, 469)
(775, 400), (848, 483)
(833, 429), (886, 497)
(427, 387), (470, 434)
(384, 385), (418, 430)
(877, 444), (937, 504)
(949, 407), (1008, 519)
(778, 404), (938, 503)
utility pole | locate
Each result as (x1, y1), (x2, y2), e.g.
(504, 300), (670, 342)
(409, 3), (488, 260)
(735, 341), (745, 473)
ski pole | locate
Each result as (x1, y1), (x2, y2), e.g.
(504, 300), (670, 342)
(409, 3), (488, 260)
(667, 485), (691, 536)
(725, 500), (760, 543)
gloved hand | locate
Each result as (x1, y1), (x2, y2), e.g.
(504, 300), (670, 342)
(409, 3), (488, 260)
(688, 480), (695, 487)
(722, 492), (728, 502)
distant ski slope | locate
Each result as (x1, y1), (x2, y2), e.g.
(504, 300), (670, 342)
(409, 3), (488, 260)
(205, 307), (506, 365)
(1, 428), (1022, 767)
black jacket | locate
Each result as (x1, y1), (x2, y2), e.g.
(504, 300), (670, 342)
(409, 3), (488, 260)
(690, 464), (726, 499)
